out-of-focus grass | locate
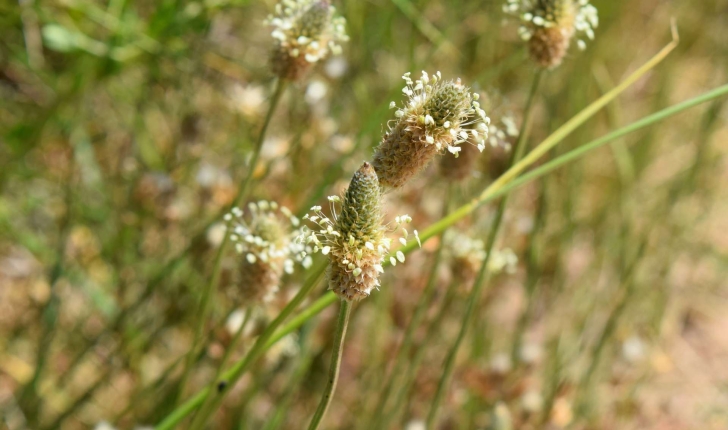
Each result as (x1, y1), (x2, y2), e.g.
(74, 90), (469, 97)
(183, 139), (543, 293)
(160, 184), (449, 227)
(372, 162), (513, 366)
(1, 0), (728, 429)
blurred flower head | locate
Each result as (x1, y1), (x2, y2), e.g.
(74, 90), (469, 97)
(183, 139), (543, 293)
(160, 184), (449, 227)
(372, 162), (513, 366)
(267, 0), (349, 80)
(503, 0), (599, 68)
(445, 231), (518, 287)
(225, 200), (306, 303)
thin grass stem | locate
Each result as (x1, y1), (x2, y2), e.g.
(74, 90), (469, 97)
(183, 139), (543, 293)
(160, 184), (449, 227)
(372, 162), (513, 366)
(426, 70), (543, 428)
(389, 280), (458, 428)
(188, 307), (254, 430)
(175, 78), (288, 407)
(368, 187), (451, 429)
(306, 299), (353, 430)
(154, 261), (327, 430)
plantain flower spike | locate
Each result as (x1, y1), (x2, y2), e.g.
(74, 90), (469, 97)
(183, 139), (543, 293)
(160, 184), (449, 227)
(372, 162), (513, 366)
(503, 0), (599, 68)
(298, 162), (418, 301)
(372, 71), (490, 190)
(267, 0), (349, 81)
(224, 201), (306, 303)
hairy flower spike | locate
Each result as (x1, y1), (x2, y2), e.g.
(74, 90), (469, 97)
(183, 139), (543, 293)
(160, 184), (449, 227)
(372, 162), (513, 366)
(298, 163), (417, 301)
(226, 201), (306, 303)
(504, 0), (599, 68)
(267, 0), (349, 80)
(372, 71), (490, 190)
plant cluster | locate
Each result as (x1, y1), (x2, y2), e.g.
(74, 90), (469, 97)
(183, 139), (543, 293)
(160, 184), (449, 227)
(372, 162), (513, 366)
(3, 0), (728, 429)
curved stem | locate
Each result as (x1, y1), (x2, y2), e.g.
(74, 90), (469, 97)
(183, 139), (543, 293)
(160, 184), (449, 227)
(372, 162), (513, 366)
(188, 307), (253, 430)
(175, 78), (288, 406)
(234, 79), (289, 208)
(426, 70), (543, 428)
(154, 261), (327, 430)
(307, 299), (353, 430)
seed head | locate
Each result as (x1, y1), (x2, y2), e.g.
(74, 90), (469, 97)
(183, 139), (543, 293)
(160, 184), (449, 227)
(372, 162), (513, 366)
(298, 162), (417, 301)
(446, 231), (518, 289)
(372, 71), (490, 190)
(267, 0), (349, 81)
(503, 0), (599, 68)
(225, 201), (306, 303)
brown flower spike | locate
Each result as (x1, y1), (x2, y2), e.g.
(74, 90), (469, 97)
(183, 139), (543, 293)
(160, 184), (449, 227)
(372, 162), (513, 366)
(372, 71), (490, 190)
(298, 163), (417, 301)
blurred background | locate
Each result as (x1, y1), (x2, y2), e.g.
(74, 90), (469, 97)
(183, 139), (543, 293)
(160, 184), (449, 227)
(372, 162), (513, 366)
(1, 0), (727, 429)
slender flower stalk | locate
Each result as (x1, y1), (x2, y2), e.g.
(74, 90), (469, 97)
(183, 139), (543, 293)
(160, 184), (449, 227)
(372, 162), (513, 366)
(155, 262), (327, 430)
(426, 71), (543, 428)
(174, 79), (288, 407)
(372, 71), (490, 190)
(188, 308), (254, 430)
(306, 299), (352, 430)
(504, 0), (599, 68)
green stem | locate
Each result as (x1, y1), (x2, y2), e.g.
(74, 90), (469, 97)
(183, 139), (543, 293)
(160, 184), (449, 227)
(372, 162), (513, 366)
(154, 261), (327, 430)
(510, 172), (548, 365)
(175, 78), (288, 406)
(307, 299), (353, 430)
(20, 149), (75, 427)
(235, 79), (289, 208)
(369, 187), (451, 429)
(576, 238), (648, 419)
(188, 308), (253, 430)
(389, 280), (457, 428)
(426, 70), (543, 428)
